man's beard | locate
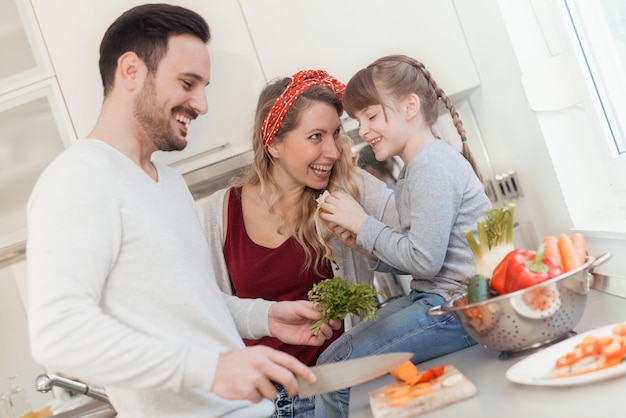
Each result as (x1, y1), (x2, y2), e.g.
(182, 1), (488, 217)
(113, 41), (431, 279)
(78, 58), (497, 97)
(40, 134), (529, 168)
(133, 76), (186, 152)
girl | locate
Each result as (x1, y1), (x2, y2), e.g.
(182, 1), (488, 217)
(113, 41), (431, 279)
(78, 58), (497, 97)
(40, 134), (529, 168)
(315, 55), (492, 418)
(202, 70), (399, 417)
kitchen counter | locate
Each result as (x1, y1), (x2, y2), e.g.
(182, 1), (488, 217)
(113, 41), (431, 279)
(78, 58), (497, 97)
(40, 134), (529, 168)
(348, 289), (626, 417)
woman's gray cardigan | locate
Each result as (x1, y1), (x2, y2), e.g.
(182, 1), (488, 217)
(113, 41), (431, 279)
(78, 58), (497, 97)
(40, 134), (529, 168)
(201, 170), (399, 296)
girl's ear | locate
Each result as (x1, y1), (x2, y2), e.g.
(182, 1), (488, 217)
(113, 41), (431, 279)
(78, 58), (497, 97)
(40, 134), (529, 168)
(405, 93), (421, 120)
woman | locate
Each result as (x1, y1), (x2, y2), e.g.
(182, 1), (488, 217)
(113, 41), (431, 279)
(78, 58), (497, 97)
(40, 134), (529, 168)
(202, 70), (399, 417)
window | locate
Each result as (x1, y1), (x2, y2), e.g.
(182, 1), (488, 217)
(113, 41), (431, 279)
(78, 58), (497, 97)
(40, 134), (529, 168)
(563, 0), (626, 155)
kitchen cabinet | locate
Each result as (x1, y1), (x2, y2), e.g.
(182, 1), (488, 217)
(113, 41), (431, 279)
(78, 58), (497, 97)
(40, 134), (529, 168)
(0, 81), (73, 255)
(0, 0), (74, 259)
(239, 0), (481, 99)
(0, 0), (52, 94)
(30, 0), (267, 174)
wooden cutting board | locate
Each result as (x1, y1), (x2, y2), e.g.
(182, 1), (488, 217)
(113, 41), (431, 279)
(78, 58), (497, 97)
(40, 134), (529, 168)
(368, 365), (477, 418)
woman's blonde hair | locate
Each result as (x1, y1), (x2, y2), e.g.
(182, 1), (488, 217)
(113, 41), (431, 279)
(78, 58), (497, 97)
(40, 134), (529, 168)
(343, 54), (483, 181)
(240, 77), (360, 275)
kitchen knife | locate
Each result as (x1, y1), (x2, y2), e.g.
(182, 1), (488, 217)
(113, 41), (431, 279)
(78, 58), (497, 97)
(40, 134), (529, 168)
(297, 352), (412, 398)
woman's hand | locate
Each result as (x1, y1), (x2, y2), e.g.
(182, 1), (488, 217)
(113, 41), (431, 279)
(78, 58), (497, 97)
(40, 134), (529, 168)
(268, 300), (341, 345)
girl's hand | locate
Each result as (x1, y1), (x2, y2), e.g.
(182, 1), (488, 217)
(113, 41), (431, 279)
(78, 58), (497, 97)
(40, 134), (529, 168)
(326, 220), (376, 259)
(320, 190), (369, 235)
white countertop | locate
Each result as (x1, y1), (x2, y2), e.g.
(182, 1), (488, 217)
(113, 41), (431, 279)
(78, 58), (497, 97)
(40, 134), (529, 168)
(348, 289), (626, 417)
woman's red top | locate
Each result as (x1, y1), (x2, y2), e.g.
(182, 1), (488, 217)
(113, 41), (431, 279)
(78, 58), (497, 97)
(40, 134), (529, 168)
(222, 186), (342, 366)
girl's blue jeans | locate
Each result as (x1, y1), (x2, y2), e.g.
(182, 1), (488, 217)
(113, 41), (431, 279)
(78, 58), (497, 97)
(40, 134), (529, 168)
(313, 291), (475, 418)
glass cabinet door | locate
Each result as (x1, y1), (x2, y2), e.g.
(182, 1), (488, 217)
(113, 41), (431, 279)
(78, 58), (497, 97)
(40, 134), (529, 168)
(0, 0), (75, 261)
(0, 0), (53, 95)
(0, 81), (74, 255)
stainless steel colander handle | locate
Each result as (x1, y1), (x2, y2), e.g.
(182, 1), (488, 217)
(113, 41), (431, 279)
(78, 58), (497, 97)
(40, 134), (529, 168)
(426, 305), (449, 316)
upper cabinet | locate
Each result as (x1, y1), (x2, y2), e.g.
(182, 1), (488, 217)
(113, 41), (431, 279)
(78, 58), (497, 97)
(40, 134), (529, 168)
(0, 0), (74, 259)
(26, 0), (479, 176)
(239, 0), (480, 100)
(29, 0), (267, 174)
(0, 0), (52, 94)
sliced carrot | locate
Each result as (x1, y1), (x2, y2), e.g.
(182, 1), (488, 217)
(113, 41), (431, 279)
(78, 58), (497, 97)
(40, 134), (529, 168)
(430, 365), (445, 377)
(558, 233), (582, 272)
(390, 361), (418, 382)
(389, 396), (412, 407)
(404, 375), (422, 385)
(613, 323), (626, 337)
(542, 235), (564, 271)
(408, 384), (432, 398)
(570, 233), (587, 264)
(384, 384), (411, 397)
(387, 384), (432, 406)
(417, 369), (434, 383)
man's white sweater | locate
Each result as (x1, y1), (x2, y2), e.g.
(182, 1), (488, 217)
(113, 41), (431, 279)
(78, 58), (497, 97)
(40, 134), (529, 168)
(27, 140), (273, 417)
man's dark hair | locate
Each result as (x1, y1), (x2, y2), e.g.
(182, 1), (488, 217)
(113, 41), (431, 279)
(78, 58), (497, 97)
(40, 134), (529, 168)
(98, 3), (211, 96)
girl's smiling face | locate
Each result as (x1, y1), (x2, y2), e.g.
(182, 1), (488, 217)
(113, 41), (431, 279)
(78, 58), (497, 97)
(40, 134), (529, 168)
(268, 100), (343, 191)
(354, 101), (408, 163)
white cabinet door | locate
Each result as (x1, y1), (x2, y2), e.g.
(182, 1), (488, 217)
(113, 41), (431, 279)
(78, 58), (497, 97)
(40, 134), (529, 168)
(0, 0), (53, 94)
(239, 0), (480, 99)
(0, 81), (74, 254)
(30, 0), (266, 174)
(0, 0), (74, 258)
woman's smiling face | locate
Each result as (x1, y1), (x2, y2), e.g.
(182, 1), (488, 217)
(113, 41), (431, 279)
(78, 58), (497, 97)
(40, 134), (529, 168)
(269, 100), (343, 191)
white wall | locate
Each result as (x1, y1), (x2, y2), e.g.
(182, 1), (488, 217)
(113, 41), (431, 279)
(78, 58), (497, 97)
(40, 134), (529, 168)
(455, 0), (626, 277)
(453, 0), (573, 242)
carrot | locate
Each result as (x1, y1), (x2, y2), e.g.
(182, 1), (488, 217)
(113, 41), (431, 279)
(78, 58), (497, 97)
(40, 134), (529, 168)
(390, 361), (418, 382)
(558, 233), (582, 272)
(417, 369), (434, 383)
(389, 395), (412, 407)
(384, 384), (411, 397)
(384, 364), (445, 406)
(408, 384), (432, 398)
(542, 235), (564, 271)
(430, 365), (445, 378)
(388, 384), (432, 406)
(570, 233), (587, 264)
(613, 323), (626, 337)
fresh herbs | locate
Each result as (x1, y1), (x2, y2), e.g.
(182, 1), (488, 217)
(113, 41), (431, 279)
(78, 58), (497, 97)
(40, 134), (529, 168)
(307, 277), (382, 335)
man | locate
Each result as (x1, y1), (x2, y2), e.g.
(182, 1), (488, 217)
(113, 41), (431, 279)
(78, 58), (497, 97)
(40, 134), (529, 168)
(26, 4), (337, 417)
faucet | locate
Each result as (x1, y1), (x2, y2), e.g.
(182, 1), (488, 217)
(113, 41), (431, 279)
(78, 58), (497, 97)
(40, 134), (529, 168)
(35, 374), (109, 404)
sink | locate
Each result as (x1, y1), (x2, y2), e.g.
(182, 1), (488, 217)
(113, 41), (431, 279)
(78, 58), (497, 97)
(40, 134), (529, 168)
(49, 397), (116, 418)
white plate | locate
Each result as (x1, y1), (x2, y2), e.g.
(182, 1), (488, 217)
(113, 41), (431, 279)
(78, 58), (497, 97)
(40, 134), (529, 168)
(506, 323), (626, 386)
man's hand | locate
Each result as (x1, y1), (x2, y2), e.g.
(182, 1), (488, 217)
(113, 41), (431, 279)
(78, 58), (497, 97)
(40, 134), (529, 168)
(320, 190), (368, 235)
(213, 345), (316, 401)
(268, 300), (341, 345)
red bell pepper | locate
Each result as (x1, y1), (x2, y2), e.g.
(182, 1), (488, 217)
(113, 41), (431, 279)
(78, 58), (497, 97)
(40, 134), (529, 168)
(490, 244), (563, 294)
(490, 250), (516, 295)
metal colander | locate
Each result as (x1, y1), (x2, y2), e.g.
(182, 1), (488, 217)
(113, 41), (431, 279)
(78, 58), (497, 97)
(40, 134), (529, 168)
(428, 253), (610, 359)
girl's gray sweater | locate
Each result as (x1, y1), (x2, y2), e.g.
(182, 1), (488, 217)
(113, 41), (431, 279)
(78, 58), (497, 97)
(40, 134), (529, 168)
(357, 140), (492, 299)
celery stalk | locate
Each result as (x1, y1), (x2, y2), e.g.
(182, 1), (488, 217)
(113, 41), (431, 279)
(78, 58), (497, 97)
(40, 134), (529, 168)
(464, 204), (517, 277)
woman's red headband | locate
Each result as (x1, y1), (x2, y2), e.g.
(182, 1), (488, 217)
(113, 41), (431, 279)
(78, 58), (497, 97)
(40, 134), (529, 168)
(261, 70), (345, 148)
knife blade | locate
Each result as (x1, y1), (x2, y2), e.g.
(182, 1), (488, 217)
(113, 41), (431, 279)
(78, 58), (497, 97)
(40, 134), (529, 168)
(297, 352), (412, 398)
